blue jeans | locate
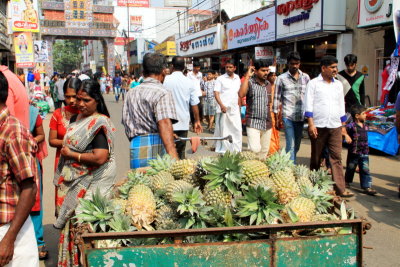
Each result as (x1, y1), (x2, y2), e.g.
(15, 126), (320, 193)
(114, 85), (121, 101)
(283, 118), (304, 163)
(345, 153), (372, 189)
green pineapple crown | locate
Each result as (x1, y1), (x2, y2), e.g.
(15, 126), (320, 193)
(237, 186), (284, 225)
(146, 154), (176, 176)
(265, 150), (294, 172)
(172, 187), (212, 229)
(309, 169), (335, 192)
(300, 185), (334, 214)
(75, 188), (114, 232)
(203, 151), (243, 195)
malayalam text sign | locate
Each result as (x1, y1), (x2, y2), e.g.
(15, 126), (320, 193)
(117, 0), (149, 7)
(358, 0), (393, 27)
(226, 7), (275, 50)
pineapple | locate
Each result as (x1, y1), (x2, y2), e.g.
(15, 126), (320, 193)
(150, 171), (175, 193)
(238, 151), (259, 161)
(311, 213), (338, 222)
(282, 197), (316, 223)
(241, 160), (269, 184)
(203, 186), (232, 208)
(170, 159), (199, 186)
(249, 176), (276, 194)
(267, 150), (299, 204)
(165, 180), (194, 202)
(105, 213), (136, 247)
(126, 184), (156, 230)
(293, 165), (313, 194)
(237, 186), (283, 225)
(146, 154), (176, 176)
(112, 198), (127, 213)
(154, 204), (180, 230)
(118, 170), (151, 199)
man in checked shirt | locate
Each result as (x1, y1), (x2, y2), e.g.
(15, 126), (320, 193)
(273, 51), (310, 163)
(0, 71), (39, 266)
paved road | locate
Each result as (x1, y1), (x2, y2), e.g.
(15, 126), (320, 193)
(40, 94), (399, 266)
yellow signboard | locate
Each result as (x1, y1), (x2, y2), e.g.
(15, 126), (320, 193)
(155, 41), (176, 56)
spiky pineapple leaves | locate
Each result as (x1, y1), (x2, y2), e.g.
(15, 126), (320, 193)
(300, 184), (334, 214)
(237, 186), (283, 225)
(75, 188), (115, 232)
(172, 188), (212, 229)
(203, 152), (243, 195)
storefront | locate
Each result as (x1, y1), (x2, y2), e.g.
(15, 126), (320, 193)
(275, 0), (346, 77)
(175, 24), (223, 71)
(357, 0), (395, 105)
(224, 6), (276, 76)
(155, 41), (177, 62)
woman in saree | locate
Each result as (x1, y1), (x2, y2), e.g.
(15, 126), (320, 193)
(49, 78), (81, 213)
(53, 79), (116, 267)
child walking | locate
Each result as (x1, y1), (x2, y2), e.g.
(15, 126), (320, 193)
(343, 104), (377, 195)
(201, 70), (216, 132)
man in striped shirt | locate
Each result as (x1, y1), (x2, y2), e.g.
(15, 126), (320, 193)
(239, 60), (273, 159)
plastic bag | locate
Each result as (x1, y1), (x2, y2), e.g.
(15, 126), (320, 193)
(46, 96), (55, 111)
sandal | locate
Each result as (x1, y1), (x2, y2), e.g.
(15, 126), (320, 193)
(340, 191), (354, 198)
(38, 245), (48, 260)
(362, 188), (377, 196)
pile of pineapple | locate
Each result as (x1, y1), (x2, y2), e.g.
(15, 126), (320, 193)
(76, 150), (354, 247)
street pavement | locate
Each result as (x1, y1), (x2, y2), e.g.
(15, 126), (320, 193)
(40, 94), (399, 266)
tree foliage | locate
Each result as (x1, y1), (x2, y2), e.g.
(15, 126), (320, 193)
(53, 40), (83, 73)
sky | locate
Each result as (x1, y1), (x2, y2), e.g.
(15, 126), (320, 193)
(151, 0), (212, 9)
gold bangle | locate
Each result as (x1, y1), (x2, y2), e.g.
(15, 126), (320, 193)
(78, 153), (82, 163)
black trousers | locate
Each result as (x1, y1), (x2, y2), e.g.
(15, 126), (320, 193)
(174, 130), (188, 159)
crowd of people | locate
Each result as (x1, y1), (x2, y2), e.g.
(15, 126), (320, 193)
(0, 49), (390, 266)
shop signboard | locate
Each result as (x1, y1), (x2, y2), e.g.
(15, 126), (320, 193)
(13, 32), (34, 68)
(394, 0), (399, 56)
(155, 41), (177, 56)
(118, 0), (150, 7)
(176, 24), (222, 57)
(358, 0), (393, 28)
(114, 37), (135, 46)
(255, 46), (274, 60)
(11, 0), (40, 32)
(275, 0), (322, 40)
(226, 7), (275, 50)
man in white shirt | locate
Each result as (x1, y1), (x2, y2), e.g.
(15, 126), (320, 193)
(214, 60), (242, 153)
(304, 55), (354, 198)
(164, 57), (202, 159)
(187, 62), (204, 124)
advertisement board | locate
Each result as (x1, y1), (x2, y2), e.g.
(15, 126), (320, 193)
(11, 0), (40, 32)
(34, 40), (49, 63)
(155, 41), (177, 56)
(275, 0), (322, 40)
(118, 0), (149, 7)
(176, 24), (222, 57)
(14, 32), (34, 68)
(358, 0), (393, 28)
(254, 46), (274, 60)
(226, 7), (275, 50)
(114, 37), (135, 46)
(130, 15), (143, 33)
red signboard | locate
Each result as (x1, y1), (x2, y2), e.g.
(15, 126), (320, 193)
(114, 37), (135, 46)
(117, 0), (149, 7)
(276, 0), (319, 16)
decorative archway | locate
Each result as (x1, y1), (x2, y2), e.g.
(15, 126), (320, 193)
(41, 0), (118, 76)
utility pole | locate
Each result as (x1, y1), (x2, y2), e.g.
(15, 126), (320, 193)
(126, 2), (131, 74)
(177, 11), (181, 38)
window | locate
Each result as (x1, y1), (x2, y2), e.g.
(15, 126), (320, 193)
(72, 0), (85, 21)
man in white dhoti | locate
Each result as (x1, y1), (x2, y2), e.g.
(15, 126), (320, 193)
(214, 60), (242, 153)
